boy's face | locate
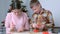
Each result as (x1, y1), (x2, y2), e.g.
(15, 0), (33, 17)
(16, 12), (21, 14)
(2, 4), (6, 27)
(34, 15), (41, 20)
(31, 4), (41, 14)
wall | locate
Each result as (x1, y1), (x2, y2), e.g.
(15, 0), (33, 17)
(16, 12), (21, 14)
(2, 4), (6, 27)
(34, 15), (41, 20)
(0, 0), (11, 24)
(0, 0), (60, 27)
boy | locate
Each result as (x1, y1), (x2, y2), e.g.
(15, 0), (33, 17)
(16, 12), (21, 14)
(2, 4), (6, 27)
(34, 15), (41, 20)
(30, 0), (54, 31)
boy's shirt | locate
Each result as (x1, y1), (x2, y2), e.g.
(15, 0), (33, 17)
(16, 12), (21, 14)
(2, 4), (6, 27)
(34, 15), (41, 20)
(31, 8), (54, 30)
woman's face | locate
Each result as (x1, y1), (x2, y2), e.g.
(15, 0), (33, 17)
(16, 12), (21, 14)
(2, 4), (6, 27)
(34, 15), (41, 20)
(12, 9), (22, 16)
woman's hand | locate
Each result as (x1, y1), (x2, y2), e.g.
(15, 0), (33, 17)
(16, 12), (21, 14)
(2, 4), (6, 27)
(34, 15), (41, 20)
(10, 22), (15, 32)
(17, 28), (24, 32)
(10, 26), (15, 32)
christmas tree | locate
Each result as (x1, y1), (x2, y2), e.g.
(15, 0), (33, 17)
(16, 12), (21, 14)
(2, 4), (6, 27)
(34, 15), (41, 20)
(8, 0), (27, 13)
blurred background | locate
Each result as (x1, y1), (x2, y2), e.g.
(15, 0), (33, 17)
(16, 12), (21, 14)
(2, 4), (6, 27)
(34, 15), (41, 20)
(0, 0), (60, 27)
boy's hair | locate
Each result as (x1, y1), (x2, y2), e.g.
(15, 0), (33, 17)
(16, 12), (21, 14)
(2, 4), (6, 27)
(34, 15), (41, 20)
(30, 0), (42, 8)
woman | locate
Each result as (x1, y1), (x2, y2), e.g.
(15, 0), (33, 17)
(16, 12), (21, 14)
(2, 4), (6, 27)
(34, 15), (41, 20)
(5, 1), (29, 34)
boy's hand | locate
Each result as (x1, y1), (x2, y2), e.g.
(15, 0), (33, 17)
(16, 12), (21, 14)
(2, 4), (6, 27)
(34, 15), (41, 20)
(32, 23), (37, 28)
(36, 23), (45, 29)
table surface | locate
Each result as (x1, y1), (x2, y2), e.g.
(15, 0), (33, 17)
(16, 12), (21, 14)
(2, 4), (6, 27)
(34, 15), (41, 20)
(11, 31), (57, 34)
